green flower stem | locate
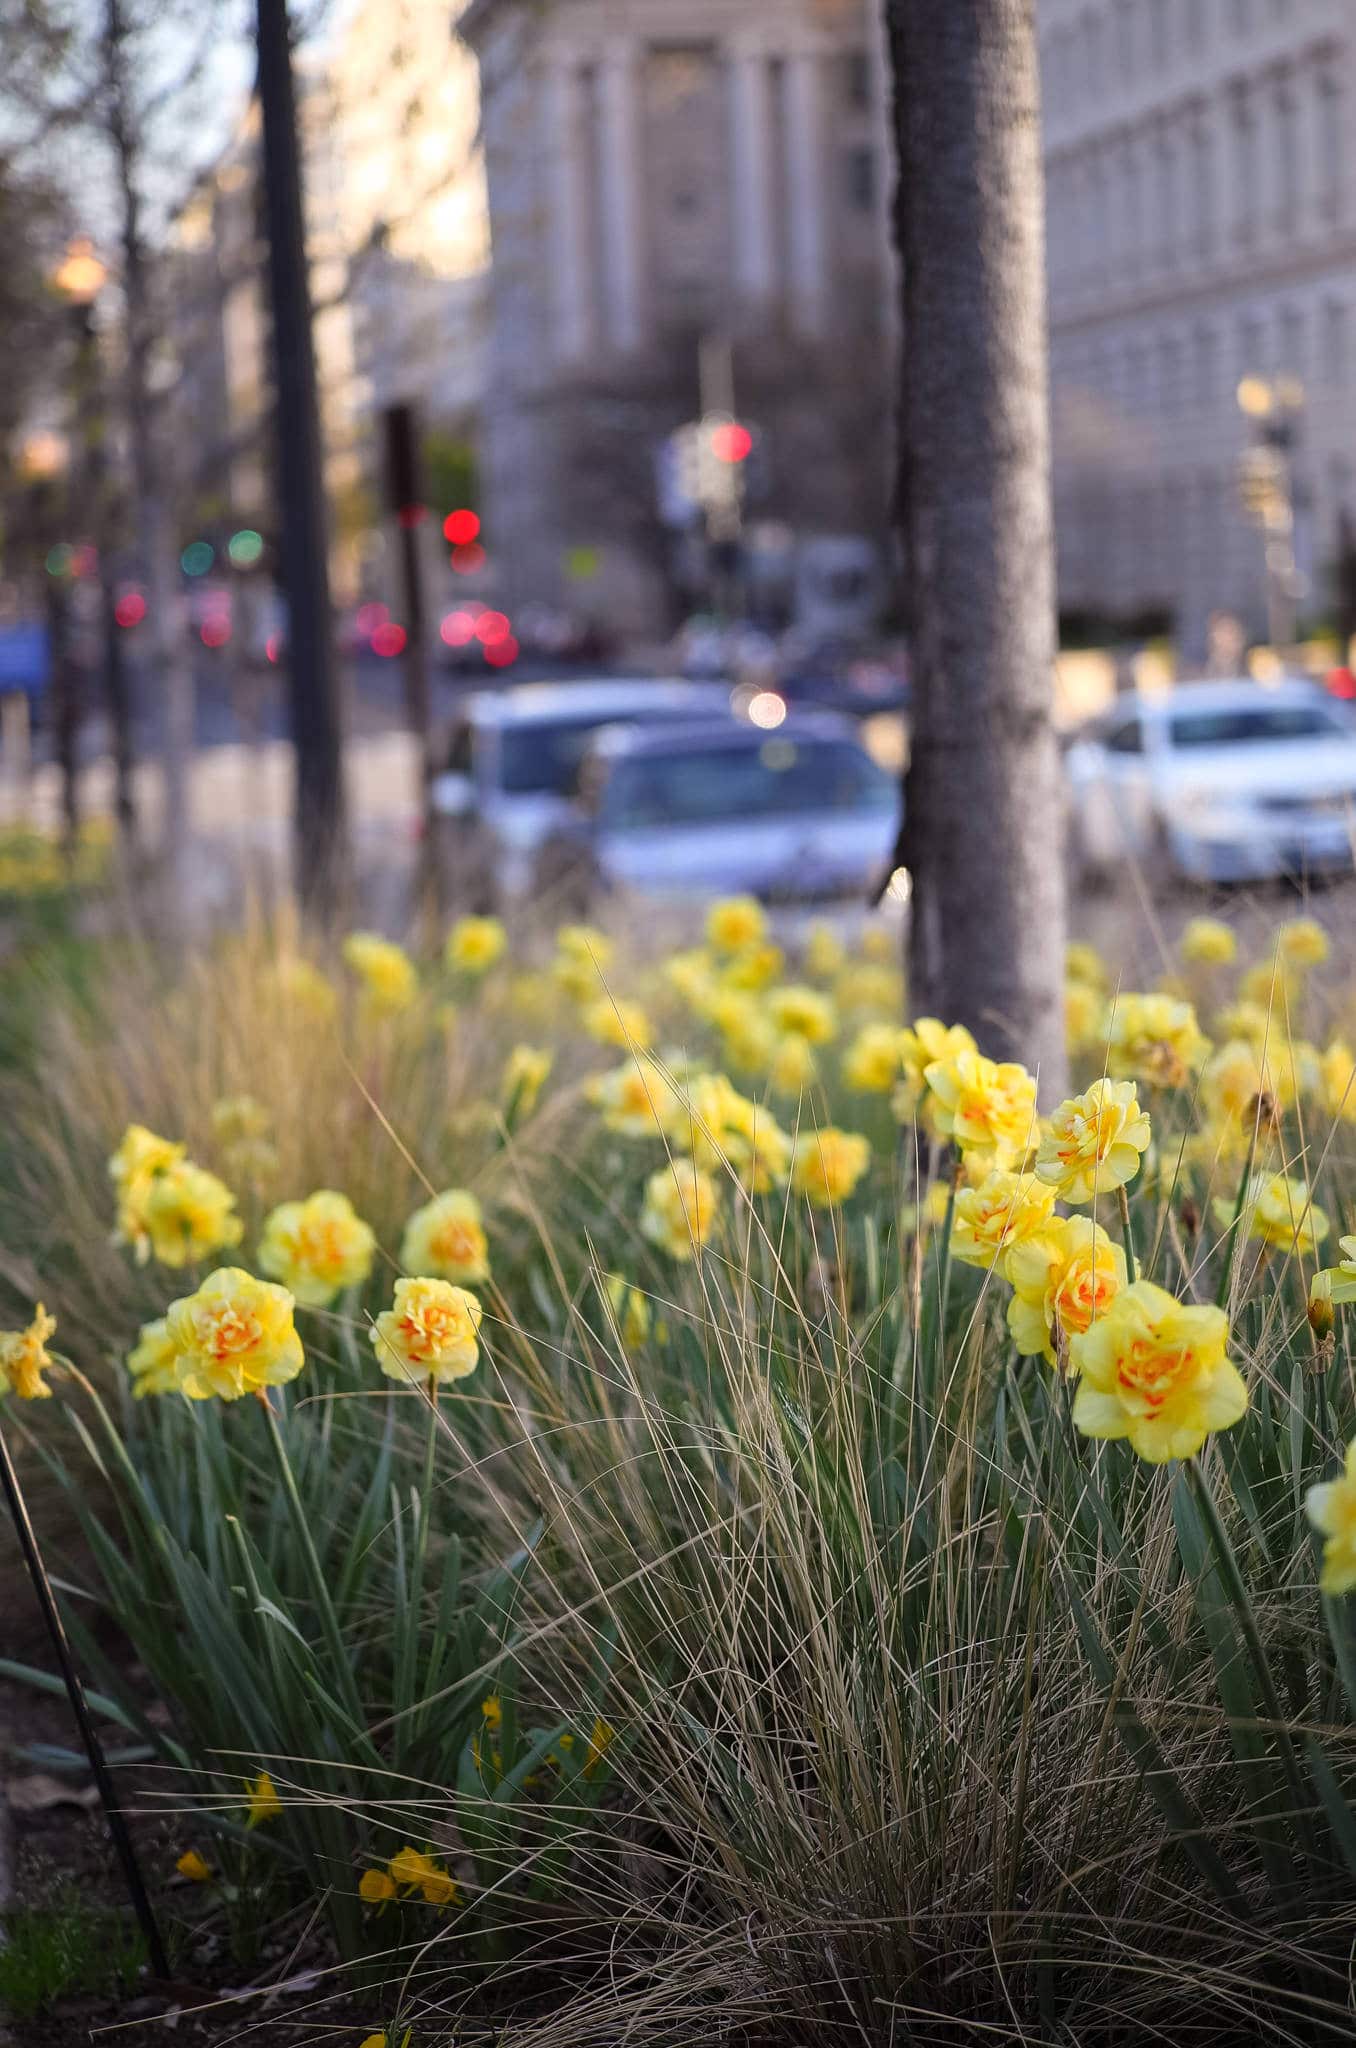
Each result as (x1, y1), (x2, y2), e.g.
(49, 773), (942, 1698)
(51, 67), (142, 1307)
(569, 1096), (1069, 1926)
(1216, 1110), (1263, 1309)
(258, 1392), (361, 1719)
(1116, 1183), (1138, 1285)
(417, 1375), (439, 1585)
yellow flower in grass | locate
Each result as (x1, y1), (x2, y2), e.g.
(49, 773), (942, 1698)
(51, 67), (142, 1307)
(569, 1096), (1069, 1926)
(0, 1305), (57, 1400)
(790, 1127), (872, 1209)
(641, 1161), (719, 1260)
(769, 1031), (818, 1095)
(1065, 979), (1106, 1057)
(552, 923), (613, 999)
(1214, 998), (1271, 1052)
(274, 955), (337, 1021)
(924, 1048), (1038, 1169)
(1239, 957), (1303, 1014)
(767, 984), (838, 1044)
(138, 1161), (243, 1270)
(400, 1189), (490, 1284)
(679, 1076), (792, 1194)
(372, 1277), (482, 1384)
(582, 995), (652, 1048)
(444, 914), (507, 976)
(501, 1044), (552, 1116)
(894, 1019), (978, 1127)
(1321, 1040), (1356, 1121)
(583, 1715), (615, 1778)
(1035, 1079), (1151, 1205)
(126, 1316), (181, 1399)
(842, 1022), (904, 1093)
(388, 1845), (460, 1907)
(109, 1123), (186, 1262)
(1201, 1038), (1284, 1128)
(1104, 993), (1209, 1090)
(1066, 941), (1109, 992)
(1307, 1441), (1356, 1595)
(665, 947), (717, 1009)
(602, 1273), (652, 1349)
(588, 1054), (683, 1139)
(212, 1095), (277, 1180)
(481, 1694), (503, 1730)
(804, 921), (846, 980)
(1179, 917), (1237, 967)
(949, 1171), (1057, 1273)
(1007, 1217), (1127, 1367)
(706, 894), (767, 956)
(176, 1849), (211, 1884)
(1070, 1280), (1248, 1464)
(834, 962), (902, 1019)
(245, 1772), (282, 1827)
(359, 1867), (396, 1905)
(1277, 917), (1329, 968)
(342, 932), (418, 1014)
(719, 941), (785, 992)
(1213, 1172), (1329, 1257)
(259, 1190), (376, 1307)
(1317, 1234), (1356, 1304)
(167, 1269), (304, 1402)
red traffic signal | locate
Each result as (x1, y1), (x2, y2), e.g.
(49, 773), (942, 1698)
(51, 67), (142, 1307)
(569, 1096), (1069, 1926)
(443, 508), (480, 545)
(709, 421), (753, 464)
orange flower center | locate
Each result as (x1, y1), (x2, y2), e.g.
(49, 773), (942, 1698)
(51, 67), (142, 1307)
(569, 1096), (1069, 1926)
(206, 1307), (262, 1360)
(1116, 1336), (1189, 1410)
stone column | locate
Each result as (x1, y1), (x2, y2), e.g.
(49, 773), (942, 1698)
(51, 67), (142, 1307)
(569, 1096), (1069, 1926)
(547, 53), (594, 362)
(784, 39), (829, 337)
(728, 35), (777, 308)
(599, 41), (646, 351)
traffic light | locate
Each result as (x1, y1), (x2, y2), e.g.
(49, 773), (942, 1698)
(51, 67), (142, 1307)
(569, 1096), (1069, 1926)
(709, 420), (753, 465)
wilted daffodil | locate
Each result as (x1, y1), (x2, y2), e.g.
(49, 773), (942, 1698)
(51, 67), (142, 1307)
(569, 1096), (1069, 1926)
(342, 931), (418, 1014)
(258, 1190), (377, 1307)
(705, 894), (767, 956)
(790, 1127), (872, 1209)
(372, 1277), (482, 1384)
(1070, 1281), (1247, 1463)
(0, 1305), (57, 1400)
(1213, 1171), (1329, 1257)
(949, 1170), (1057, 1273)
(925, 1048), (1038, 1170)
(1006, 1217), (1126, 1367)
(125, 1316), (182, 1399)
(640, 1160), (719, 1260)
(501, 1043), (552, 1116)
(1104, 994), (1209, 1090)
(166, 1268), (304, 1402)
(400, 1189), (490, 1285)
(1306, 1440), (1356, 1596)
(1178, 917), (1237, 968)
(1035, 1079), (1151, 1205)
(444, 914), (507, 976)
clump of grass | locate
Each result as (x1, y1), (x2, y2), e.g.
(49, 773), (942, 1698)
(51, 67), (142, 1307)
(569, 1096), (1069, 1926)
(0, 1892), (147, 2019)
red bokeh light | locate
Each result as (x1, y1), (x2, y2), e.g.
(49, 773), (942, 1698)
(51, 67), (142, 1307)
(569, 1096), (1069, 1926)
(440, 610), (476, 646)
(475, 609), (511, 646)
(200, 615), (230, 648)
(114, 591), (146, 628)
(451, 541), (487, 576)
(710, 421), (753, 464)
(484, 635), (519, 669)
(265, 632), (281, 664)
(355, 600), (388, 637)
(371, 621), (408, 658)
(443, 508), (480, 546)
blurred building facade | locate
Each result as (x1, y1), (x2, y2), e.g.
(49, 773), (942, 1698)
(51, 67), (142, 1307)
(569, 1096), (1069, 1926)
(1041, 0), (1356, 658)
(463, 0), (897, 637)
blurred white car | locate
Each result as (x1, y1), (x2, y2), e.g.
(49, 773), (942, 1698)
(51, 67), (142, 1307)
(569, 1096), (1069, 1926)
(430, 677), (730, 903)
(1064, 680), (1356, 885)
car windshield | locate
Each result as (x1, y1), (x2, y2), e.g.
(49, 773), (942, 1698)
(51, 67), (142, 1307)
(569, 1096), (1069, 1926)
(600, 736), (897, 831)
(1167, 704), (1349, 749)
(497, 705), (697, 794)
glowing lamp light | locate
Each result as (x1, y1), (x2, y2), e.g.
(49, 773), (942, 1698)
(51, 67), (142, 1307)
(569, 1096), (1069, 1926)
(746, 690), (787, 730)
(440, 610), (476, 647)
(474, 610), (511, 646)
(227, 528), (264, 568)
(45, 543), (74, 578)
(200, 615), (230, 648)
(355, 600), (388, 638)
(451, 541), (487, 576)
(710, 421), (753, 464)
(443, 508), (480, 546)
(181, 540), (214, 577)
(371, 621), (408, 658)
(484, 635), (519, 669)
(114, 591), (146, 628)
(53, 236), (107, 305)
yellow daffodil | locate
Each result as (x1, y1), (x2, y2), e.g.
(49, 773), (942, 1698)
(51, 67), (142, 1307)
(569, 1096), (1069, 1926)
(584, 1715), (615, 1778)
(790, 1127), (872, 1208)
(244, 1772), (282, 1827)
(1070, 1281), (1247, 1463)
(176, 1849), (211, 1883)
(0, 1305), (57, 1400)
(1179, 917), (1237, 967)
(259, 1190), (377, 1306)
(342, 932), (418, 1014)
(602, 1273), (652, 1349)
(501, 1043), (552, 1115)
(109, 1123), (186, 1263)
(372, 1277), (482, 1384)
(588, 1055), (683, 1138)
(125, 1316), (181, 1399)
(766, 984), (837, 1044)
(167, 1268), (304, 1402)
(1316, 1234), (1356, 1304)
(1212, 1171), (1329, 1256)
(842, 1022), (904, 1093)
(1065, 978), (1106, 1056)
(388, 1846), (460, 1907)
(359, 1868), (396, 1905)
(138, 1161), (243, 1269)
(552, 923), (613, 999)
(719, 941), (785, 992)
(665, 948), (718, 1009)
(949, 1170), (1058, 1273)
(1276, 917), (1329, 968)
(1103, 993), (1209, 1090)
(1213, 998), (1271, 1051)
(211, 1095), (277, 1180)
(676, 1074), (792, 1193)
(1065, 941), (1109, 992)
(804, 921), (846, 979)
(445, 914), (507, 976)
(769, 1031), (818, 1095)
(1306, 1440), (1356, 1595)
(1007, 1217), (1126, 1367)
(894, 1019), (979, 1129)
(582, 995), (652, 1048)
(705, 894), (767, 956)
(924, 1048), (1038, 1169)
(834, 962), (902, 1018)
(359, 2033), (388, 2048)
(1239, 957), (1303, 1012)
(1035, 1079), (1151, 1205)
(640, 1160), (719, 1260)
(1320, 1040), (1356, 1121)
(400, 1189), (490, 1284)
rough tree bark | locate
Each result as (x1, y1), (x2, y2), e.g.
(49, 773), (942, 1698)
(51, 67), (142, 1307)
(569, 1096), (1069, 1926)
(885, 0), (1067, 1099)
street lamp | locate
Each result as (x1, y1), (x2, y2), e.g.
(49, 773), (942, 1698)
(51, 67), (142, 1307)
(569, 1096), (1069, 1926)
(1236, 374), (1306, 659)
(53, 236), (108, 307)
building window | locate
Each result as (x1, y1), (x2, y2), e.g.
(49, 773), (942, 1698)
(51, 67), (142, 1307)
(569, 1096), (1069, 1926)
(1193, 322), (1218, 409)
(1238, 312), (1266, 383)
(1192, 111), (1215, 256)
(1275, 76), (1299, 231)
(1324, 300), (1349, 388)
(1156, 123), (1178, 269)
(1317, 69), (1344, 224)
(1279, 305), (1307, 382)
(1231, 84), (1256, 245)
(845, 145), (876, 214)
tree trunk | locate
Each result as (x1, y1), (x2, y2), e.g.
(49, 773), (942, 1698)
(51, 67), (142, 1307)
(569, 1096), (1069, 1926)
(885, 0), (1066, 1099)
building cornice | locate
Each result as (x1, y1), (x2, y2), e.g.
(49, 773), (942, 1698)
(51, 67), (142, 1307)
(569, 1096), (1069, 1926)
(1051, 231), (1356, 338)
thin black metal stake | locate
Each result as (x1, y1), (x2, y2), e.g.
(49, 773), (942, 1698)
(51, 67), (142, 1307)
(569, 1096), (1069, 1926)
(0, 1416), (170, 1978)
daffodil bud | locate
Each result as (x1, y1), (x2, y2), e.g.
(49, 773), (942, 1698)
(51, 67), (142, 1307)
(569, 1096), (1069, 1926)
(1309, 1270), (1336, 1341)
